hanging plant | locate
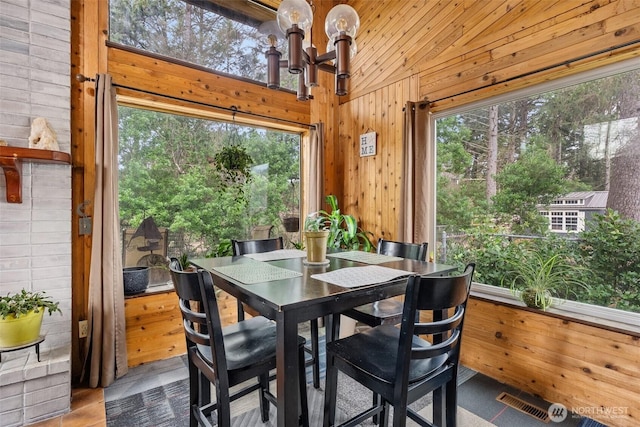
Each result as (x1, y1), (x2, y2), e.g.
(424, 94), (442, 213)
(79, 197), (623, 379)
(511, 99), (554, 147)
(214, 145), (253, 185)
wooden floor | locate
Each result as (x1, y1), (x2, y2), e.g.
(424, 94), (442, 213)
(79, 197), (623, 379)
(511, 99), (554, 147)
(29, 387), (106, 427)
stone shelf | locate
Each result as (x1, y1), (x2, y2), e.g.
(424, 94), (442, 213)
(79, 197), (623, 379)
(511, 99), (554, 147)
(0, 146), (71, 203)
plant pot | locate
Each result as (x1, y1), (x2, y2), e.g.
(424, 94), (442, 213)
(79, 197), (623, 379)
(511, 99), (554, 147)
(123, 266), (149, 295)
(0, 309), (44, 347)
(521, 288), (553, 310)
(283, 216), (300, 232)
(304, 230), (329, 263)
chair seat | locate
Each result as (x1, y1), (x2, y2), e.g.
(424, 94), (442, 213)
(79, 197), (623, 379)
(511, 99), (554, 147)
(197, 316), (306, 371)
(345, 298), (404, 326)
(327, 324), (448, 385)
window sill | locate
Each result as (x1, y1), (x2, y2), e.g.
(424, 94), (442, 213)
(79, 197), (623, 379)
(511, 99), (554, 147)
(470, 282), (640, 337)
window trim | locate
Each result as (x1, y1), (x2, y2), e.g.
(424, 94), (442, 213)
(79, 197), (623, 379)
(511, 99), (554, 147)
(471, 282), (640, 336)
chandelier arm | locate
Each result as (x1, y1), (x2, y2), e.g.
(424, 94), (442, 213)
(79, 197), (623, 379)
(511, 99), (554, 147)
(315, 51), (336, 65)
(317, 63), (336, 74)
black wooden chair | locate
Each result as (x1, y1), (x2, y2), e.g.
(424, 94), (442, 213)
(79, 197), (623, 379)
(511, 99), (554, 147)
(344, 239), (429, 327)
(232, 237), (322, 389)
(323, 263), (475, 427)
(170, 265), (309, 427)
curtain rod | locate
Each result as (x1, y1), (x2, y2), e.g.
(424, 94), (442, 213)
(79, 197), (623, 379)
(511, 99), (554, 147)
(429, 38), (640, 105)
(75, 73), (314, 130)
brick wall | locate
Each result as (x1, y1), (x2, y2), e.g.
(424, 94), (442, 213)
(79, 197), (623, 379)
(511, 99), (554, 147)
(0, 0), (72, 425)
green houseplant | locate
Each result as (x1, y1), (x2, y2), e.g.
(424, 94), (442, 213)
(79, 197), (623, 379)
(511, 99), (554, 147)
(0, 290), (62, 347)
(303, 195), (375, 263)
(314, 195), (375, 251)
(502, 251), (589, 310)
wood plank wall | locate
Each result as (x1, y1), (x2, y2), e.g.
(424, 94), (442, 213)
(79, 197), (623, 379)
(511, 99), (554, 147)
(334, 79), (418, 240)
(461, 298), (640, 427)
(321, 0), (640, 238)
(124, 290), (238, 367)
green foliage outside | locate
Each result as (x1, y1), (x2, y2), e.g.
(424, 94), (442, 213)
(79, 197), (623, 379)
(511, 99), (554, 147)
(491, 148), (567, 233)
(118, 107), (300, 258)
(444, 210), (640, 312)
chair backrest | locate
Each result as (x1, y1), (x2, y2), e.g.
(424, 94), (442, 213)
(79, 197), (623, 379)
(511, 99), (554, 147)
(232, 237), (284, 255)
(169, 264), (228, 379)
(377, 238), (428, 261)
(396, 263), (475, 384)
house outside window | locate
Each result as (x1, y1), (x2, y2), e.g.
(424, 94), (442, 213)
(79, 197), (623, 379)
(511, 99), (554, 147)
(539, 191), (606, 233)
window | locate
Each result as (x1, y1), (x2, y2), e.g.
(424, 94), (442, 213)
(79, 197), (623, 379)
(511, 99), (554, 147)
(435, 59), (640, 313)
(118, 105), (301, 285)
(109, 0), (295, 89)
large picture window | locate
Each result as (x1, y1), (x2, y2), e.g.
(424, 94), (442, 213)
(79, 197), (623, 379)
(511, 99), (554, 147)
(435, 60), (640, 313)
(118, 105), (301, 284)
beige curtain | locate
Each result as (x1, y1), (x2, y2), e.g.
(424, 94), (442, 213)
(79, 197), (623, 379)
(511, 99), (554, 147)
(399, 101), (433, 248)
(306, 123), (324, 215)
(82, 74), (128, 387)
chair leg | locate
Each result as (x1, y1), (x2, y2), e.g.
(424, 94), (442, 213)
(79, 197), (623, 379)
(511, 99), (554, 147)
(432, 385), (444, 427)
(258, 372), (270, 422)
(298, 345), (310, 427)
(310, 318), (320, 389)
(214, 383), (232, 427)
(236, 299), (245, 321)
(372, 392), (381, 424)
(188, 357), (199, 427)
(379, 400), (390, 427)
(445, 378), (458, 427)
(323, 353), (339, 427)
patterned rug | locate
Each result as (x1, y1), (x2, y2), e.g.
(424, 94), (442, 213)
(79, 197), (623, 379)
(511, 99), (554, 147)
(106, 368), (478, 426)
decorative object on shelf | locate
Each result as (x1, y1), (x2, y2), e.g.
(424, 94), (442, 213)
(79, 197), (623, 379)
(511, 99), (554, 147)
(0, 290), (61, 348)
(0, 139), (7, 146)
(262, 0), (360, 99)
(123, 266), (150, 295)
(28, 117), (59, 151)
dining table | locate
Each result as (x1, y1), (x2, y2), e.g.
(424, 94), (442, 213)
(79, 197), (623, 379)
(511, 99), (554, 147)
(190, 250), (456, 427)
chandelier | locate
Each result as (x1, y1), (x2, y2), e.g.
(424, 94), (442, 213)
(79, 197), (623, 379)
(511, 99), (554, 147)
(264, 0), (360, 100)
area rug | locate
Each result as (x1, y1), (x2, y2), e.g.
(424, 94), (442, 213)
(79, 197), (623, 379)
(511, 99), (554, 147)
(106, 368), (479, 426)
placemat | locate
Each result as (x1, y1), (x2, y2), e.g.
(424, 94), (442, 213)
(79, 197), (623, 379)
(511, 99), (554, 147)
(327, 251), (404, 264)
(242, 249), (307, 262)
(311, 265), (413, 288)
(213, 261), (302, 284)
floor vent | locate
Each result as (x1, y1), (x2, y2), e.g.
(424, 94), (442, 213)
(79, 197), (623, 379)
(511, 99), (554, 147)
(496, 392), (550, 423)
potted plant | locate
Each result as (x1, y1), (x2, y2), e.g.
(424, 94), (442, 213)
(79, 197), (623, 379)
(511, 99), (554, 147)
(303, 195), (376, 263)
(319, 195), (375, 252)
(282, 178), (300, 232)
(304, 212), (331, 263)
(178, 253), (195, 271)
(502, 251), (589, 310)
(0, 290), (62, 347)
